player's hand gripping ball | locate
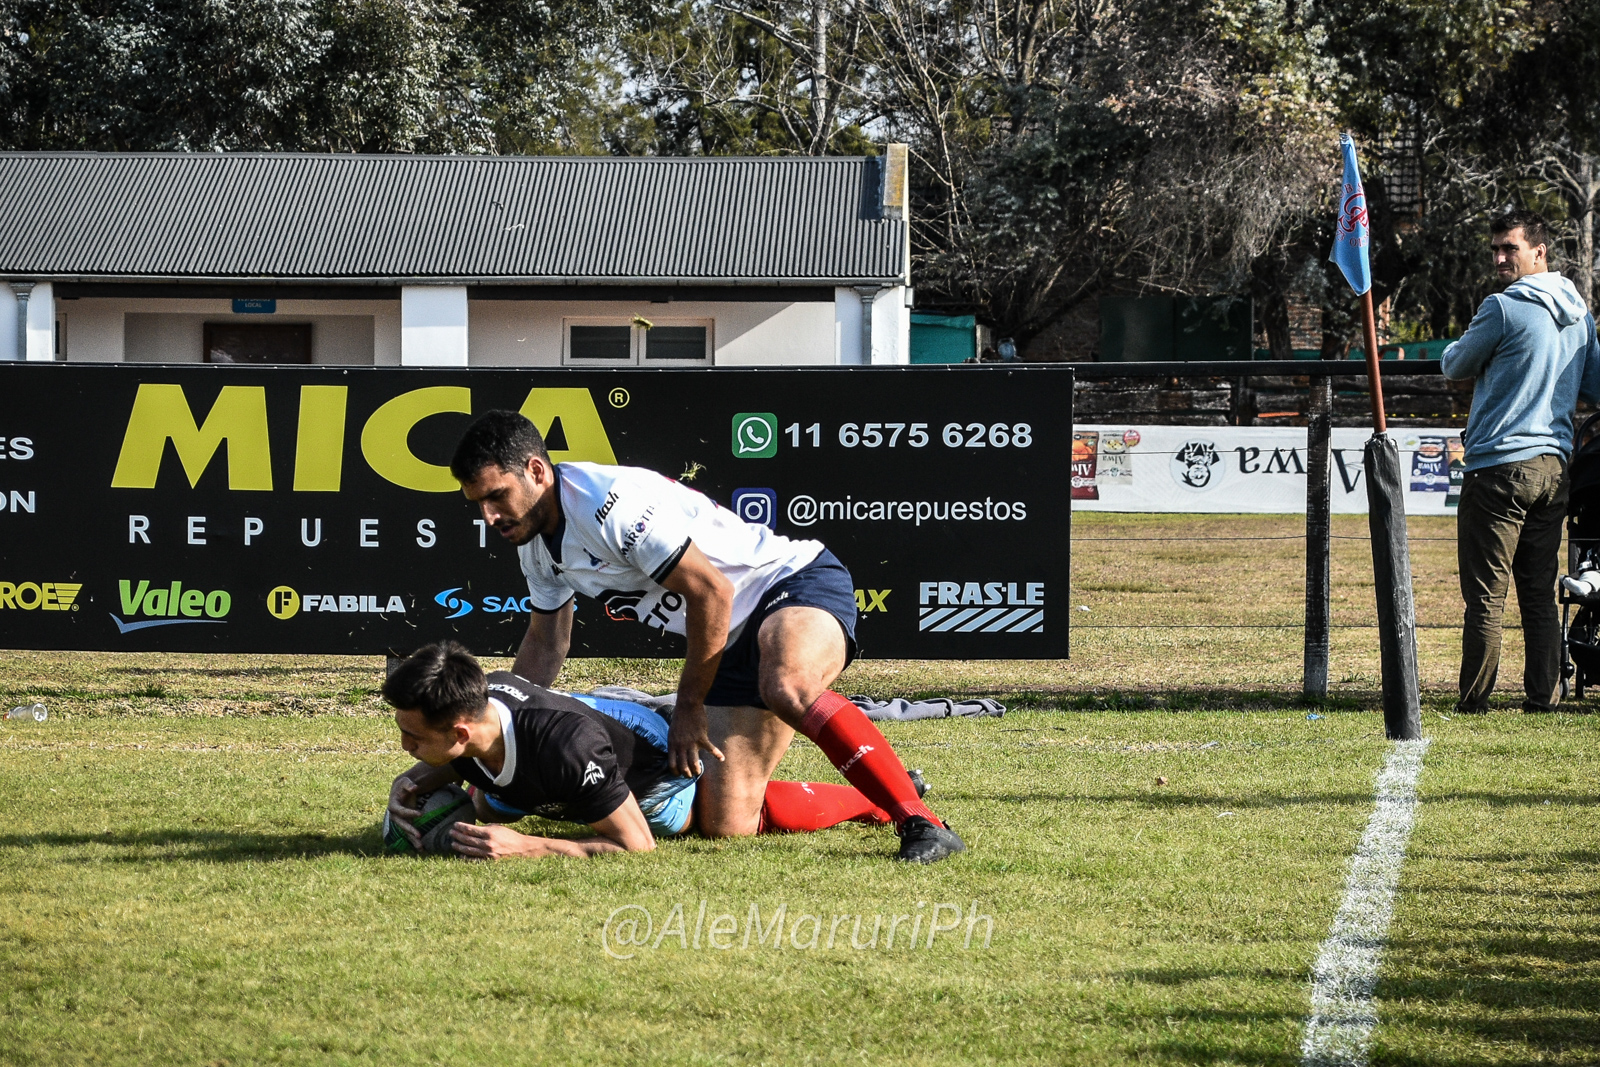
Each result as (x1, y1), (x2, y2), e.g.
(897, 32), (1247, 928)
(383, 784), (475, 855)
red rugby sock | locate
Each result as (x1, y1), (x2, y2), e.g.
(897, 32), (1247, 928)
(759, 780), (889, 834)
(798, 690), (940, 828)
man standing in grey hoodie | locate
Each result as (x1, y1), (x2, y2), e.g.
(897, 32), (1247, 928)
(1442, 209), (1600, 712)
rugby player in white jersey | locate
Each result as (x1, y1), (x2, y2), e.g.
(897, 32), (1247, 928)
(447, 411), (964, 863)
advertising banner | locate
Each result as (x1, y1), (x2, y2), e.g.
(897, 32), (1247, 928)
(0, 364), (1070, 659)
(1071, 424), (1463, 514)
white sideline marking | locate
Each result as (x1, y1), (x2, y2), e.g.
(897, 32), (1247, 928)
(1300, 739), (1430, 1067)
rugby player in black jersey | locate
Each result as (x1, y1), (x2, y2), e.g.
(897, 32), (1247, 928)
(446, 411), (964, 863)
(384, 642), (920, 858)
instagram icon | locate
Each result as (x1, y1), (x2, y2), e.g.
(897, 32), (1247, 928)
(730, 488), (778, 529)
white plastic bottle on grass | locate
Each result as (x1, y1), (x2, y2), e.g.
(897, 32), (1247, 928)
(6, 703), (46, 722)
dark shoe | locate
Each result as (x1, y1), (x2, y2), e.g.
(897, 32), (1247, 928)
(1522, 702), (1559, 714)
(896, 816), (966, 864)
(908, 768), (930, 798)
(1454, 704), (1489, 715)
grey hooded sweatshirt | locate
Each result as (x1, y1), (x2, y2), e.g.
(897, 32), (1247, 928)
(1442, 271), (1600, 470)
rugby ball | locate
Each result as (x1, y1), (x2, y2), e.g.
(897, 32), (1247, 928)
(382, 783), (475, 856)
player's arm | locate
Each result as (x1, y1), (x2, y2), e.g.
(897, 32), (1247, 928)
(658, 542), (733, 777)
(513, 598), (573, 687)
(387, 760), (465, 850)
(449, 793), (656, 859)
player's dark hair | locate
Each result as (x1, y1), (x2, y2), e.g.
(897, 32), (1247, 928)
(381, 641), (489, 729)
(450, 410), (550, 483)
(1490, 208), (1550, 252)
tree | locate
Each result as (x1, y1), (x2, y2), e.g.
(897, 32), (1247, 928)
(0, 0), (641, 153)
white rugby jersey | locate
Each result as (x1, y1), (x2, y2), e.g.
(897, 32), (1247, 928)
(518, 463), (823, 644)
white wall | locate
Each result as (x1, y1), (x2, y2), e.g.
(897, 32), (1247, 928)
(25, 282), (54, 360)
(124, 313), (376, 364)
(401, 286), (468, 366)
(834, 288), (864, 365)
(873, 285), (911, 365)
(469, 298), (837, 367)
(65, 303), (122, 362)
(835, 285), (911, 365)
(0, 283), (54, 361)
(47, 290), (901, 367)
(0, 286), (16, 361)
(57, 298), (397, 364)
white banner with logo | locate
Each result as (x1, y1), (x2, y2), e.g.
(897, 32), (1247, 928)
(1071, 425), (1461, 515)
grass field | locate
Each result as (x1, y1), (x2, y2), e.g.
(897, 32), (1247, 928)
(0, 513), (1595, 1065)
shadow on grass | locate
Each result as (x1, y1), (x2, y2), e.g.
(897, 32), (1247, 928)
(1117, 1004), (1306, 1066)
(925, 688), (1599, 715)
(954, 689), (1387, 713)
(110, 665), (377, 679)
(1134, 1038), (1300, 1067)
(968, 790), (1377, 810)
(0, 828), (386, 862)
(1370, 847), (1600, 1065)
(0, 827), (896, 864)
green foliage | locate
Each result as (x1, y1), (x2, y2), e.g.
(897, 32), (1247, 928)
(0, 0), (643, 152)
(1, 0), (1596, 344)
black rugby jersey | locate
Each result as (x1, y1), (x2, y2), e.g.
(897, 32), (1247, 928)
(450, 671), (672, 825)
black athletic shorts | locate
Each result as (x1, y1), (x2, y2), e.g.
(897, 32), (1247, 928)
(703, 549), (858, 708)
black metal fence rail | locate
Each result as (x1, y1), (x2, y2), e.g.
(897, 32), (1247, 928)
(1069, 361), (1456, 698)
(1072, 359), (1465, 429)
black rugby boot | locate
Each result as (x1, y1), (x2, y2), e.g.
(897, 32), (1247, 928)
(896, 815), (965, 864)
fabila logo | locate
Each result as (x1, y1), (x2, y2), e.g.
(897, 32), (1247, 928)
(110, 386), (617, 493)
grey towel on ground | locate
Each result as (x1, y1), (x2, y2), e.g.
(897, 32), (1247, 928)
(584, 685), (1005, 721)
(587, 685), (676, 712)
(848, 695), (1006, 721)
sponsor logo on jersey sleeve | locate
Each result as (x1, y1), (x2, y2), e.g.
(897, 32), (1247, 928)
(618, 505), (657, 558)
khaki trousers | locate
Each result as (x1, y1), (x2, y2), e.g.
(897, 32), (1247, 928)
(1456, 454), (1568, 712)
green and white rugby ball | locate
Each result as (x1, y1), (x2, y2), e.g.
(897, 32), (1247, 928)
(383, 784), (474, 855)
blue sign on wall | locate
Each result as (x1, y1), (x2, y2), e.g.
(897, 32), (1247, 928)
(232, 299), (277, 314)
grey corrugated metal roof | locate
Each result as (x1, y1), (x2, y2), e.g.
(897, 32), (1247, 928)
(0, 153), (906, 285)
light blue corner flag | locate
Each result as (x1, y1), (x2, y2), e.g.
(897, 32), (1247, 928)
(1329, 134), (1371, 295)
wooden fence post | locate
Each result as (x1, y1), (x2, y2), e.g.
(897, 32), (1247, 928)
(1304, 375), (1333, 699)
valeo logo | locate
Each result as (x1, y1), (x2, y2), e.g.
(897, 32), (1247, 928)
(112, 580), (231, 634)
(732, 413), (778, 458)
(0, 582), (83, 611)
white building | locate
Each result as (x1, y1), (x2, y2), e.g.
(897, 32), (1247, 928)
(0, 149), (913, 368)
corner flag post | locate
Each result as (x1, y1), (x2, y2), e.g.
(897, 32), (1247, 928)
(1330, 133), (1423, 741)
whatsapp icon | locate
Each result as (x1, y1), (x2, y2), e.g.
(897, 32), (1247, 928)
(732, 412), (779, 458)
